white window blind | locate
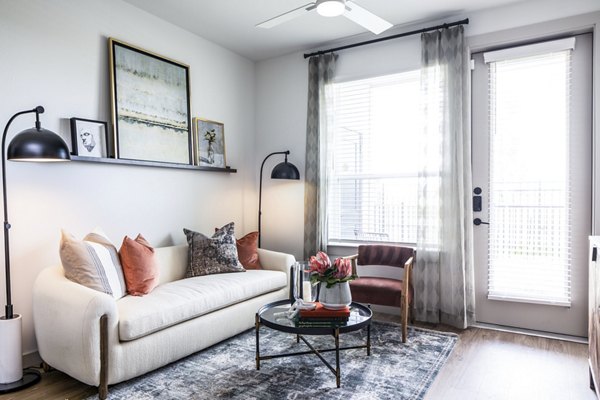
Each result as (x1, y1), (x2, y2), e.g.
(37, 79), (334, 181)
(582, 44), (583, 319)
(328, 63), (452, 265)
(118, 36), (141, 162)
(483, 37), (576, 64)
(486, 46), (572, 306)
(327, 71), (420, 245)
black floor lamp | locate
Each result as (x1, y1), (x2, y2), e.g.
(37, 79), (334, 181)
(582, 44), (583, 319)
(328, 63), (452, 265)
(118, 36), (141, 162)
(258, 150), (300, 247)
(0, 106), (70, 393)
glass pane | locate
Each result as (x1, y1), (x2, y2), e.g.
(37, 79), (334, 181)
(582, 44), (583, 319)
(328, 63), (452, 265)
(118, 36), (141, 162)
(487, 51), (571, 305)
(328, 71), (420, 244)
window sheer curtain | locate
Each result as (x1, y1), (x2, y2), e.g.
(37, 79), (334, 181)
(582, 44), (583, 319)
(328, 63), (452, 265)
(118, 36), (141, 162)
(413, 26), (475, 328)
(303, 53), (338, 259)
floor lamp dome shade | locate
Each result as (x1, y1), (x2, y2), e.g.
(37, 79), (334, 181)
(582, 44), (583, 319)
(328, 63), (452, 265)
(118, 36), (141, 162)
(259, 150), (300, 247)
(8, 127), (70, 162)
(0, 106), (63, 392)
(271, 157), (300, 180)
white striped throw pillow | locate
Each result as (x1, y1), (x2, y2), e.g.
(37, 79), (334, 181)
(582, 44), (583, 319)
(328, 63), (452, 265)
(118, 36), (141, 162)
(60, 228), (127, 299)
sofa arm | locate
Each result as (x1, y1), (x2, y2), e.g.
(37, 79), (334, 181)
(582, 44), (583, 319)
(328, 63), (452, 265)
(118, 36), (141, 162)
(257, 248), (296, 276)
(33, 266), (118, 386)
(258, 249), (296, 299)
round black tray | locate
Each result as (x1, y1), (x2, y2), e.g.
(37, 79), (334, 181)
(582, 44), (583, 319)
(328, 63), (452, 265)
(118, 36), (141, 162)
(257, 299), (372, 335)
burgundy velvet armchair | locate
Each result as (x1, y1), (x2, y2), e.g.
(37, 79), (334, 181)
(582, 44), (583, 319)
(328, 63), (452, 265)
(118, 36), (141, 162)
(348, 245), (415, 343)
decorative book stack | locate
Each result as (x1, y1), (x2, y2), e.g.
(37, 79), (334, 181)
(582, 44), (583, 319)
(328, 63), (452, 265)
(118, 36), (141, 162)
(297, 302), (350, 326)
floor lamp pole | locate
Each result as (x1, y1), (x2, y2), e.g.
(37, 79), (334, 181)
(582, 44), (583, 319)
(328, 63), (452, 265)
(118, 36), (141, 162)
(0, 105), (68, 392)
(258, 151), (289, 248)
(1, 108), (40, 320)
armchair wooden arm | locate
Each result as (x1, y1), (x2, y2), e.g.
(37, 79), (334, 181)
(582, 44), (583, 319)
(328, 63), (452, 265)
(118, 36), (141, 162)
(402, 256), (414, 340)
(345, 254), (359, 276)
(403, 256), (414, 294)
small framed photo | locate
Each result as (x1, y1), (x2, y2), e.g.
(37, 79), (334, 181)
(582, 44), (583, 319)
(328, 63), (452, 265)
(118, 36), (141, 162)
(193, 118), (226, 168)
(70, 118), (109, 158)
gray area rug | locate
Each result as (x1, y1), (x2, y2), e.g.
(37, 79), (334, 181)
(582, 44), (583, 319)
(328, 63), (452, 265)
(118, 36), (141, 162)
(92, 321), (457, 400)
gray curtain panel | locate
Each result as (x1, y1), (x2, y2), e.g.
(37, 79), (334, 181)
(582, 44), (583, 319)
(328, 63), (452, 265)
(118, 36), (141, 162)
(303, 53), (337, 260)
(413, 26), (476, 329)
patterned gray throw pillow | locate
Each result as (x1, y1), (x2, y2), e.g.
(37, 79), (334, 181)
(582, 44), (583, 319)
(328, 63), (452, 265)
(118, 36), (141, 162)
(184, 223), (246, 277)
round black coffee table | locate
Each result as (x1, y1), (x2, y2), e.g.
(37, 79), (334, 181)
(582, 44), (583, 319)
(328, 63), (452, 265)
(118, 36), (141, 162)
(255, 299), (372, 388)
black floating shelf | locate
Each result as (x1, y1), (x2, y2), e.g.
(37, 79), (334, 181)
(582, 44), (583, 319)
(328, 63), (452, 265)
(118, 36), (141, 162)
(70, 155), (237, 173)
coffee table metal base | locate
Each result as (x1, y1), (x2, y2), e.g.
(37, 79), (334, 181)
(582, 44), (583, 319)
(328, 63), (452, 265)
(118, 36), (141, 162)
(254, 313), (371, 388)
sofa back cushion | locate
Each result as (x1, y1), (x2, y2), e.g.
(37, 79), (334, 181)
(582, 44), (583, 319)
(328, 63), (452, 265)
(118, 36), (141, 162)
(155, 244), (188, 285)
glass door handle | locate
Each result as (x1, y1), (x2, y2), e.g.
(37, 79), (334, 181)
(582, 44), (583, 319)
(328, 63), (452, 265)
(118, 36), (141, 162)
(473, 218), (489, 226)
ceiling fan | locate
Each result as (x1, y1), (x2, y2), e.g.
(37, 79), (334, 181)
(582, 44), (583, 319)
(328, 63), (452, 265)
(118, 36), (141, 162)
(256, 0), (393, 35)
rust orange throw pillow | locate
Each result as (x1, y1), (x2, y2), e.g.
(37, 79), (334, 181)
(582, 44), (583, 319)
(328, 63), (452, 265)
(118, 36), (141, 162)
(236, 231), (262, 270)
(119, 234), (159, 296)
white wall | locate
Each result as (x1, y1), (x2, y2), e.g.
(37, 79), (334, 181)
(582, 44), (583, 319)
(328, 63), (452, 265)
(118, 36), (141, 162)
(254, 54), (307, 257)
(0, 0), (256, 355)
(254, 0), (600, 261)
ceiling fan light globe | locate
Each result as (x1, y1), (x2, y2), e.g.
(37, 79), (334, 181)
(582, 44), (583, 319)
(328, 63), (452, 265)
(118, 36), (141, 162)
(317, 0), (345, 17)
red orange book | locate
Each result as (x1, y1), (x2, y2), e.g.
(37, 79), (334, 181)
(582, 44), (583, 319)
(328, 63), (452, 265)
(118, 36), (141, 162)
(299, 302), (350, 318)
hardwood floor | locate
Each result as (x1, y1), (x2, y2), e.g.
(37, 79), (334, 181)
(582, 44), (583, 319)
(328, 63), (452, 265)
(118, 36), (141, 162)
(0, 314), (594, 400)
(425, 327), (594, 400)
(0, 369), (95, 400)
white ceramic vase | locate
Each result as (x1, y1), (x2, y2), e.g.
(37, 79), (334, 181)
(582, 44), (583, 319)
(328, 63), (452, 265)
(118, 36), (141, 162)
(319, 281), (352, 310)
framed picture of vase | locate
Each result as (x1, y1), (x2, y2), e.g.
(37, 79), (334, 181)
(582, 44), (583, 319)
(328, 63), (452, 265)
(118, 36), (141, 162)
(193, 118), (226, 168)
(109, 38), (192, 165)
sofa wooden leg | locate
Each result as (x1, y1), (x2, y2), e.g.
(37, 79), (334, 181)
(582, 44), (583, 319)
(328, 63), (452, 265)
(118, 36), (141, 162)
(99, 383), (108, 400)
(99, 314), (108, 400)
(41, 361), (53, 373)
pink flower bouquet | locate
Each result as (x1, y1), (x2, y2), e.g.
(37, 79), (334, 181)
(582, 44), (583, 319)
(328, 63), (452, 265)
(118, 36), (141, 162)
(308, 251), (357, 288)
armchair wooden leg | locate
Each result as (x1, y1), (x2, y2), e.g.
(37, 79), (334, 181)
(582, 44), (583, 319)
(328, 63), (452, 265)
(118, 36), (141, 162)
(401, 294), (408, 343)
(402, 310), (409, 343)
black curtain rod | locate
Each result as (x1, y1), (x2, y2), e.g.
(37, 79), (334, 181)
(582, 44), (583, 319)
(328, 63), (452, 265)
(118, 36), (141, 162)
(303, 18), (469, 59)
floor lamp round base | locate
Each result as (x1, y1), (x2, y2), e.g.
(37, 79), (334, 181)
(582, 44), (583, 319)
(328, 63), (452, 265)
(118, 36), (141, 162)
(0, 368), (41, 394)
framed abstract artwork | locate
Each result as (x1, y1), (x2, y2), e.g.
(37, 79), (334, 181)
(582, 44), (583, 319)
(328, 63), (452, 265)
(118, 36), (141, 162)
(109, 38), (192, 164)
(70, 118), (109, 158)
(193, 118), (226, 168)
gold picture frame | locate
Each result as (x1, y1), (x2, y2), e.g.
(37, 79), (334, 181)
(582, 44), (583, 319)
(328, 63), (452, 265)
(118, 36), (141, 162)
(108, 38), (192, 164)
(193, 118), (226, 168)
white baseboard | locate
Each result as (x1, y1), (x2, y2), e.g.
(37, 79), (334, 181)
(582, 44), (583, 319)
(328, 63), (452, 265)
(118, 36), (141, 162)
(472, 322), (588, 344)
(23, 351), (42, 369)
(368, 304), (401, 315)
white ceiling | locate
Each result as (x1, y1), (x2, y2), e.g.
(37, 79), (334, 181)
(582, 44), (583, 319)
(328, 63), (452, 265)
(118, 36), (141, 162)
(122, 0), (534, 61)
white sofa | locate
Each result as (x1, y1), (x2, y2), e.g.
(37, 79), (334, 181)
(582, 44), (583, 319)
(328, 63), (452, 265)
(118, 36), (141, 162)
(33, 244), (295, 399)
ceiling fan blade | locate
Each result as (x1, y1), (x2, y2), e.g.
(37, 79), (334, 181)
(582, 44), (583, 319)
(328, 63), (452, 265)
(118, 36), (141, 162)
(343, 1), (393, 35)
(256, 3), (316, 29)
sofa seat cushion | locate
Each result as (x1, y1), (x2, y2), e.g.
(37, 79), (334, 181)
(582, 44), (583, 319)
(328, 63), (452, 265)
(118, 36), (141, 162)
(117, 269), (286, 341)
